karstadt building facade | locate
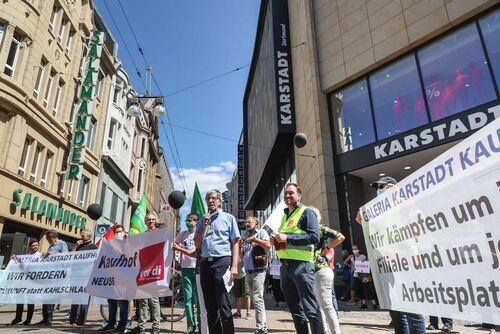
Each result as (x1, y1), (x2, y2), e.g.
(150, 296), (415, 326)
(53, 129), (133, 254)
(244, 0), (500, 253)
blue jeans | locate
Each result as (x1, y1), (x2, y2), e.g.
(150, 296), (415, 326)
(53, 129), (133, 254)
(331, 281), (339, 315)
(390, 311), (427, 334)
(69, 304), (87, 323)
(280, 259), (324, 334)
(108, 299), (128, 328)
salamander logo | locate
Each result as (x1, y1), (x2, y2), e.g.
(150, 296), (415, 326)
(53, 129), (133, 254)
(136, 242), (165, 286)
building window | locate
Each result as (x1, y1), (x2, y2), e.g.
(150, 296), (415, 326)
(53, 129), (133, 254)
(87, 116), (97, 150)
(77, 176), (90, 207)
(67, 180), (73, 200)
(49, 6), (59, 32)
(96, 71), (104, 99)
(4, 32), (22, 77)
(0, 23), (5, 47)
(110, 192), (118, 222)
(113, 83), (121, 104)
(331, 79), (375, 153)
(140, 137), (146, 158)
(480, 10), (500, 90)
(418, 24), (496, 122)
(43, 69), (56, 108)
(40, 151), (52, 188)
(107, 119), (117, 150)
(137, 168), (144, 196)
(370, 56), (428, 140)
(52, 80), (64, 115)
(33, 59), (47, 99)
(99, 183), (107, 207)
(18, 138), (32, 177)
(57, 17), (66, 44)
(66, 29), (74, 54)
(29, 144), (43, 182)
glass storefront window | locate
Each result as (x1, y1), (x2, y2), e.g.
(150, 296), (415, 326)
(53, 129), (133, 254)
(418, 24), (496, 121)
(480, 10), (500, 90)
(370, 56), (428, 140)
(332, 79), (375, 152)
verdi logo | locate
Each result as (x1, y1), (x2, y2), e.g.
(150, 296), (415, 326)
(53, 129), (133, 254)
(136, 242), (165, 286)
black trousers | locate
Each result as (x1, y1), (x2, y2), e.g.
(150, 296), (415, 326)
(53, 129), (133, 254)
(42, 304), (54, 322)
(15, 304), (34, 322)
(200, 256), (234, 334)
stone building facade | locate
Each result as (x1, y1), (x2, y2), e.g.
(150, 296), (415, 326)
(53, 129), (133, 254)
(244, 0), (500, 252)
(0, 0), (104, 263)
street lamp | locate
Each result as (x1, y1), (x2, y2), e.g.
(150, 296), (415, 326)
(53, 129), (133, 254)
(127, 96), (166, 117)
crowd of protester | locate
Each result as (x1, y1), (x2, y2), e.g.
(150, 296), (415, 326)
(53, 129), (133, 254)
(4, 185), (498, 334)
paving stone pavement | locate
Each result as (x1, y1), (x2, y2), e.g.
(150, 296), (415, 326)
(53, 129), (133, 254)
(0, 299), (492, 333)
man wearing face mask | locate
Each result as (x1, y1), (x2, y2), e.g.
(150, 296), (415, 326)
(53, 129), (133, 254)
(356, 176), (426, 334)
(173, 214), (200, 334)
(98, 225), (129, 333)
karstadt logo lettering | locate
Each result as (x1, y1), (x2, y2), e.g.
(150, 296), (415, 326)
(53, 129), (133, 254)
(136, 242), (165, 286)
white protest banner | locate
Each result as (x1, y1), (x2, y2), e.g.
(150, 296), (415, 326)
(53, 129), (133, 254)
(360, 114), (500, 325)
(355, 260), (370, 274)
(262, 200), (286, 235)
(0, 250), (104, 304)
(87, 229), (173, 300)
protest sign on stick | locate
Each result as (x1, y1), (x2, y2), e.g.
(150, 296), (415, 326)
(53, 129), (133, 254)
(87, 229), (173, 300)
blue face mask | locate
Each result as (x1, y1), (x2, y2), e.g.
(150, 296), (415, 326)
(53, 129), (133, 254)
(376, 188), (385, 196)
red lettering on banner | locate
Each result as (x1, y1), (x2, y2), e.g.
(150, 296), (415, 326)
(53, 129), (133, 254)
(136, 242), (165, 286)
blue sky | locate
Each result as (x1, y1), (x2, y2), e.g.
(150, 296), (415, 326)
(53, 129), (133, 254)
(94, 0), (261, 218)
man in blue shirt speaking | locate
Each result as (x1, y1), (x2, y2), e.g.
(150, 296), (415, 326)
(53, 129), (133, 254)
(195, 189), (240, 334)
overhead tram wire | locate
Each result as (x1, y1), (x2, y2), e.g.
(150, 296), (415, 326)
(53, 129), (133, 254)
(102, 0), (189, 195)
(117, 0), (191, 196)
(101, 0), (147, 92)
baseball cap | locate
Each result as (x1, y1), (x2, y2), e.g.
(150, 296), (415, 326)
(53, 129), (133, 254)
(371, 176), (397, 188)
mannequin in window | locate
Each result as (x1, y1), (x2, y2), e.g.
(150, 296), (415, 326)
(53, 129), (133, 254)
(393, 94), (407, 132)
(453, 68), (469, 110)
(442, 80), (455, 118)
(413, 95), (426, 125)
(468, 60), (486, 103)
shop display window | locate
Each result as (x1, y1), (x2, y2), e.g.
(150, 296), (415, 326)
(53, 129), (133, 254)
(418, 24), (496, 121)
(332, 79), (375, 152)
(370, 56), (428, 140)
(479, 10), (500, 90)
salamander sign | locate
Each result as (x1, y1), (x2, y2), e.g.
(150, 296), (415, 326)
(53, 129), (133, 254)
(67, 30), (105, 180)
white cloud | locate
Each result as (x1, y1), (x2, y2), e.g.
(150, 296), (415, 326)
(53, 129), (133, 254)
(170, 161), (236, 220)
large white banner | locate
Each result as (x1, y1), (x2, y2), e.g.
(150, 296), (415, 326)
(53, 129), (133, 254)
(360, 116), (500, 324)
(0, 250), (104, 304)
(87, 229), (173, 300)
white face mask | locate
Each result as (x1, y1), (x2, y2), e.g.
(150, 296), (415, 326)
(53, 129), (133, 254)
(116, 232), (125, 240)
(377, 188), (385, 196)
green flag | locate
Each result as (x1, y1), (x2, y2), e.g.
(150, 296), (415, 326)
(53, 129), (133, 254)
(129, 193), (147, 235)
(190, 183), (206, 219)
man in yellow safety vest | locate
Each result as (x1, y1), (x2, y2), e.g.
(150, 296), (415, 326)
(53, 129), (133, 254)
(273, 183), (324, 334)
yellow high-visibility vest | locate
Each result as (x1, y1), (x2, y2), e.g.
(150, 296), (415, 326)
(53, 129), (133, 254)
(276, 206), (315, 262)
